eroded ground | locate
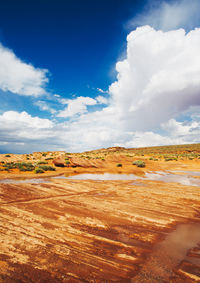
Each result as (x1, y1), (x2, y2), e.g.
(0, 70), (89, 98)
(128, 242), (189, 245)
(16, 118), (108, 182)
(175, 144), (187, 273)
(0, 145), (200, 282)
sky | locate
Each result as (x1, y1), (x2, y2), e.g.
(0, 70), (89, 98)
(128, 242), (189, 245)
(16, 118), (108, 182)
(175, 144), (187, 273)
(0, 0), (200, 153)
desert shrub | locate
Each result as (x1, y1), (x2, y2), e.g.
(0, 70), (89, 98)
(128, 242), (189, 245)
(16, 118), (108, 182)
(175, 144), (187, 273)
(116, 163), (122, 167)
(3, 162), (35, 172)
(38, 165), (55, 171)
(164, 157), (177, 161)
(132, 160), (146, 167)
(3, 164), (15, 170)
(42, 153), (47, 157)
(149, 157), (153, 160)
(34, 167), (45, 174)
(65, 160), (70, 165)
(16, 162), (35, 171)
(5, 154), (11, 157)
(45, 157), (53, 160)
(37, 161), (48, 165)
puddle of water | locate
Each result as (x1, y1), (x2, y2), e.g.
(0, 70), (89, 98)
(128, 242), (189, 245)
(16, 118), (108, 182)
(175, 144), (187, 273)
(172, 170), (200, 176)
(51, 176), (67, 180)
(132, 223), (200, 282)
(66, 173), (140, 181)
(145, 171), (200, 187)
(1, 171), (200, 187)
(0, 178), (51, 184)
(65, 172), (200, 186)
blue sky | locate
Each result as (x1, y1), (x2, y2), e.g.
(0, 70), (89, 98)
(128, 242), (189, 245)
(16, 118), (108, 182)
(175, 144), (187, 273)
(0, 0), (200, 153)
(0, 0), (142, 106)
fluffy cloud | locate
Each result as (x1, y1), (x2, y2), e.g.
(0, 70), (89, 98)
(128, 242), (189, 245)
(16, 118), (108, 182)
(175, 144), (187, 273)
(97, 88), (108, 94)
(0, 111), (54, 142)
(0, 111), (59, 153)
(34, 100), (56, 114)
(57, 96), (97, 118)
(96, 95), (108, 104)
(129, 0), (200, 31)
(0, 43), (48, 96)
(1, 111), (53, 128)
(109, 26), (200, 131)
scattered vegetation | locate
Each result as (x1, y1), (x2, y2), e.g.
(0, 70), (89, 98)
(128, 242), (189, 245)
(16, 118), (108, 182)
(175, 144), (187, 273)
(2, 162), (35, 172)
(133, 160), (146, 167)
(0, 161), (55, 173)
(5, 154), (11, 157)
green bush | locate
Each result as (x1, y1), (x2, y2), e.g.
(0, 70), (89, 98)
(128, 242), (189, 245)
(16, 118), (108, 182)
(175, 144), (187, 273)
(5, 154), (11, 157)
(38, 165), (55, 171)
(116, 163), (122, 167)
(34, 167), (45, 174)
(164, 157), (177, 161)
(37, 161), (48, 165)
(132, 160), (146, 167)
(65, 160), (70, 165)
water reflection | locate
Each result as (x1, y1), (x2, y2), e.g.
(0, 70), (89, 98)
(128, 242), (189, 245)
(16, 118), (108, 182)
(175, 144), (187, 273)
(67, 173), (140, 181)
(0, 178), (51, 184)
(67, 171), (200, 186)
(145, 171), (200, 186)
(0, 171), (200, 187)
(132, 223), (200, 282)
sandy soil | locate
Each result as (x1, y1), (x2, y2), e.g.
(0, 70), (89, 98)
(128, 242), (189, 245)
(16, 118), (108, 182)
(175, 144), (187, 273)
(0, 146), (200, 282)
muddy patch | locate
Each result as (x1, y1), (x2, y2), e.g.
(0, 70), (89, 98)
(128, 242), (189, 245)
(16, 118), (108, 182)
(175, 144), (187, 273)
(132, 223), (200, 282)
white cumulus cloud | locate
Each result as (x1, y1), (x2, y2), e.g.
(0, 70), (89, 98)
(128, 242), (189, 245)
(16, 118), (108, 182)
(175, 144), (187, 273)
(0, 43), (48, 96)
(129, 0), (200, 31)
(34, 100), (56, 114)
(96, 95), (108, 104)
(109, 26), (200, 131)
(57, 96), (97, 118)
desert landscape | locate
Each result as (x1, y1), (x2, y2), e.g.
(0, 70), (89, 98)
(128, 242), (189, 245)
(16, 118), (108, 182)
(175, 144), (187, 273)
(0, 144), (200, 282)
(1, 0), (200, 282)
